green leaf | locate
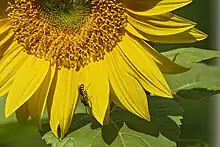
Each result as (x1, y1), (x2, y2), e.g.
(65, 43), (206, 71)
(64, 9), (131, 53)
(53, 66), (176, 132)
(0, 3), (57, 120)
(0, 121), (48, 147)
(42, 98), (183, 147)
(175, 92), (213, 147)
(176, 88), (220, 100)
(0, 97), (49, 147)
(42, 131), (59, 145)
(0, 97), (17, 124)
(165, 63), (220, 93)
(162, 48), (220, 66)
(161, 48), (219, 146)
(149, 96), (183, 116)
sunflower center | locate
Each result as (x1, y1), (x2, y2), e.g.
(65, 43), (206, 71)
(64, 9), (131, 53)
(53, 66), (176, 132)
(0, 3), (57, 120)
(7, 0), (126, 70)
(39, 0), (91, 28)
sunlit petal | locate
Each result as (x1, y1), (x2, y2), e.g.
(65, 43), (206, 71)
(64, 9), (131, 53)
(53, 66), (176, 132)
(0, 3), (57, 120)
(84, 61), (109, 125)
(106, 49), (150, 120)
(118, 34), (172, 97)
(126, 23), (207, 43)
(50, 68), (78, 138)
(126, 34), (189, 74)
(28, 65), (56, 128)
(125, 0), (192, 16)
(127, 13), (195, 36)
(5, 56), (50, 117)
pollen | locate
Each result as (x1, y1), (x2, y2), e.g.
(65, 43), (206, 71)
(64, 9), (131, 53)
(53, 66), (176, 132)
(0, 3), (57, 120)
(7, 0), (126, 70)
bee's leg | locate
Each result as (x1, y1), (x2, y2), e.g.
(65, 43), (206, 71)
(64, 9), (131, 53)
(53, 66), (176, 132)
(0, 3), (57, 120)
(86, 84), (91, 90)
(87, 99), (93, 115)
(90, 100), (92, 109)
(88, 96), (93, 108)
(85, 107), (88, 114)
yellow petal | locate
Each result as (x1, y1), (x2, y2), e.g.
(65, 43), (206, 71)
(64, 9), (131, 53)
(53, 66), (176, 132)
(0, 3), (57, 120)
(0, 30), (14, 56)
(118, 33), (172, 97)
(0, 42), (23, 69)
(84, 61), (110, 125)
(128, 35), (188, 74)
(5, 55), (50, 117)
(125, 0), (192, 16)
(50, 68), (78, 138)
(106, 49), (150, 120)
(0, 48), (27, 97)
(110, 89), (127, 111)
(28, 65), (55, 128)
(46, 69), (57, 119)
(1, 41), (23, 55)
(126, 23), (148, 40)
(0, 76), (13, 97)
(0, 19), (11, 37)
(0, 50), (27, 87)
(127, 13), (195, 36)
(126, 23), (207, 43)
(15, 102), (29, 122)
(0, 18), (10, 25)
(104, 104), (110, 124)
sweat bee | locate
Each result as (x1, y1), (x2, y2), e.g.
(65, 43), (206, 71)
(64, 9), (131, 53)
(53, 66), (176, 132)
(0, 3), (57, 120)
(78, 84), (92, 113)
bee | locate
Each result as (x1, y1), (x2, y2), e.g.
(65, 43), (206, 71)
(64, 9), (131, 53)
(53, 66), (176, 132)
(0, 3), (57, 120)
(78, 84), (92, 113)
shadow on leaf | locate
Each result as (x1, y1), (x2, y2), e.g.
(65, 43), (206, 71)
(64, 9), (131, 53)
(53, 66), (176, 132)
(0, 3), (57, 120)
(67, 113), (91, 133)
(153, 116), (180, 142)
(99, 97), (183, 144)
(40, 113), (91, 138)
(42, 96), (184, 146)
(176, 88), (220, 100)
(173, 88), (216, 145)
(101, 119), (123, 145)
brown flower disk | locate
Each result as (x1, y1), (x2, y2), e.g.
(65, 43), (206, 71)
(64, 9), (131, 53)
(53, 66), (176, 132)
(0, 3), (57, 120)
(7, 0), (126, 70)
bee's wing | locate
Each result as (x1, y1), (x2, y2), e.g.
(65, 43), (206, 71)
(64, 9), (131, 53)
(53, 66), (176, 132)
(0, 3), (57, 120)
(88, 95), (93, 108)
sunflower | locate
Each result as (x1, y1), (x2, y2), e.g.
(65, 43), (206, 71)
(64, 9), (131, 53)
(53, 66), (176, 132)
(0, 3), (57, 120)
(0, 0), (206, 138)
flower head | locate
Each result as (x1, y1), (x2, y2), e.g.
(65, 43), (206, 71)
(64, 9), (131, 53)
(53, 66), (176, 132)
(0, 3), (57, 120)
(0, 0), (206, 137)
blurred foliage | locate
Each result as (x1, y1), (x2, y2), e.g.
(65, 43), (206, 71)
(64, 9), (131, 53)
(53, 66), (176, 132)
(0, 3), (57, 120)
(162, 47), (216, 147)
(0, 98), (48, 147)
(42, 99), (183, 147)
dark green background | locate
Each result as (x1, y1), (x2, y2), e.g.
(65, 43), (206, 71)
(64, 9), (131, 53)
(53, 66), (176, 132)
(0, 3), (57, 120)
(157, 1), (213, 147)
